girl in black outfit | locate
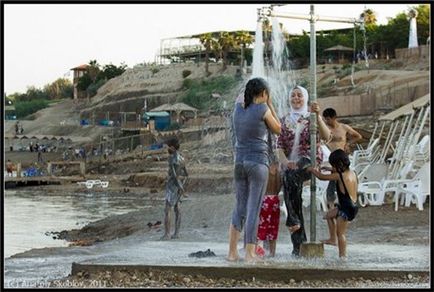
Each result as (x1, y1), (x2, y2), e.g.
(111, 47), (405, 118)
(307, 149), (358, 258)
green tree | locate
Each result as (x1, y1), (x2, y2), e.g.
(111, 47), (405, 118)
(88, 59), (101, 82)
(414, 4), (430, 44)
(199, 33), (214, 75)
(43, 78), (73, 99)
(235, 31), (254, 69)
(97, 63), (127, 81)
(76, 73), (93, 92)
(218, 32), (237, 70)
(361, 8), (377, 27)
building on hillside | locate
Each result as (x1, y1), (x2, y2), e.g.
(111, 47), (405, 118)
(150, 102), (198, 125)
(157, 30), (256, 65)
(5, 105), (16, 120)
(70, 64), (89, 100)
(143, 111), (171, 131)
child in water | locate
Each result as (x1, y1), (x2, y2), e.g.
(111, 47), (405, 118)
(256, 160), (281, 257)
(307, 149), (358, 258)
(160, 137), (188, 240)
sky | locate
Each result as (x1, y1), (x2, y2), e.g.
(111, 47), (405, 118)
(4, 3), (415, 94)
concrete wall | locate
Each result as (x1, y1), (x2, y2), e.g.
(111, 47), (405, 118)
(395, 45), (430, 60)
(317, 82), (429, 117)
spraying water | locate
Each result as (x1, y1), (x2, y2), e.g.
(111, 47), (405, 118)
(251, 17), (296, 118)
(289, 121), (305, 162)
(252, 21), (265, 78)
(408, 16), (418, 48)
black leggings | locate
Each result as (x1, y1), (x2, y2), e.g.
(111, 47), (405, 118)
(283, 167), (311, 255)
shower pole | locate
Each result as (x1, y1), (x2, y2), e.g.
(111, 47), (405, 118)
(264, 5), (364, 243)
(309, 4), (318, 242)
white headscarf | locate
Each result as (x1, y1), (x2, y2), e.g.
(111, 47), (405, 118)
(286, 85), (309, 125)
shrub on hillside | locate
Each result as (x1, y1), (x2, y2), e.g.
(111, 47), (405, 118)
(15, 99), (49, 119)
(87, 79), (107, 97)
(182, 70), (192, 78)
(179, 75), (238, 110)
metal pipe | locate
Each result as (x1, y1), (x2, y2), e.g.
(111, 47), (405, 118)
(379, 121), (394, 162)
(388, 115), (409, 173)
(409, 105), (430, 158)
(392, 108), (422, 178)
(390, 111), (415, 178)
(309, 4), (317, 243)
(368, 122), (378, 148)
(269, 11), (363, 24)
(380, 120), (399, 163)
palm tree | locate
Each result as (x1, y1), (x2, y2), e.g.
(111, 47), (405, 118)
(218, 32), (237, 70)
(88, 60), (101, 82)
(360, 8), (377, 26)
(235, 31), (254, 69)
(199, 33), (214, 75)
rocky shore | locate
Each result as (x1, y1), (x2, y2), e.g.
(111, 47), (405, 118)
(49, 268), (429, 288)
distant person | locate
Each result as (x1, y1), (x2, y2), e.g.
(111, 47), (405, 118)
(160, 137), (189, 240)
(321, 107), (362, 245)
(29, 142), (34, 152)
(15, 121), (19, 134)
(256, 160), (282, 258)
(228, 77), (281, 263)
(6, 160), (15, 177)
(19, 125), (24, 134)
(38, 150), (43, 163)
(307, 149), (359, 258)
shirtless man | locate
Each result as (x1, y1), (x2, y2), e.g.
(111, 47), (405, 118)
(321, 108), (362, 245)
(6, 160), (15, 177)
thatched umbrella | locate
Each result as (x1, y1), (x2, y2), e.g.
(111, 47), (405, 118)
(324, 45), (353, 63)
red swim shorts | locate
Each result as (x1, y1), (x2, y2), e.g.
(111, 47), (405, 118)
(257, 195), (280, 241)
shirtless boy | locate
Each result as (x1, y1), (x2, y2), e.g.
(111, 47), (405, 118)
(321, 108), (362, 245)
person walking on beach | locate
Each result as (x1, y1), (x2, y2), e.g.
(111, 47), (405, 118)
(228, 77), (281, 263)
(321, 107), (362, 246)
(307, 149), (359, 258)
(160, 137), (188, 240)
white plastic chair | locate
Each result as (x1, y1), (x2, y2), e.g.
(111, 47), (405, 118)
(100, 181), (109, 188)
(85, 181), (94, 189)
(301, 179), (328, 212)
(394, 162), (430, 211)
(351, 138), (380, 167)
(358, 161), (415, 206)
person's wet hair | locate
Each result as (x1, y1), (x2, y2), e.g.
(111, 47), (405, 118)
(323, 108), (337, 118)
(165, 137), (180, 150)
(329, 149), (350, 173)
(244, 77), (269, 108)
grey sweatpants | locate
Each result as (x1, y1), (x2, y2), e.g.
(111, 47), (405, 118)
(232, 160), (269, 244)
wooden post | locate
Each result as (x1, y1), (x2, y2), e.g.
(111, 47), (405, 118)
(80, 161), (86, 177)
(17, 163), (22, 177)
(47, 162), (52, 176)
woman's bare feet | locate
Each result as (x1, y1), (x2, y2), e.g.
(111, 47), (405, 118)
(245, 255), (263, 264)
(288, 224), (300, 233)
(320, 238), (337, 246)
(159, 234), (170, 241)
(226, 254), (240, 262)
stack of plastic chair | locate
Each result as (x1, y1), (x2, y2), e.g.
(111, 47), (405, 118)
(394, 161), (430, 211)
(357, 160), (416, 207)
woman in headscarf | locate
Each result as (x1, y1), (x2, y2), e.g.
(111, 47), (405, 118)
(276, 85), (332, 256)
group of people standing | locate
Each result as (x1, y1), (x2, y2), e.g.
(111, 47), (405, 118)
(229, 77), (362, 262)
